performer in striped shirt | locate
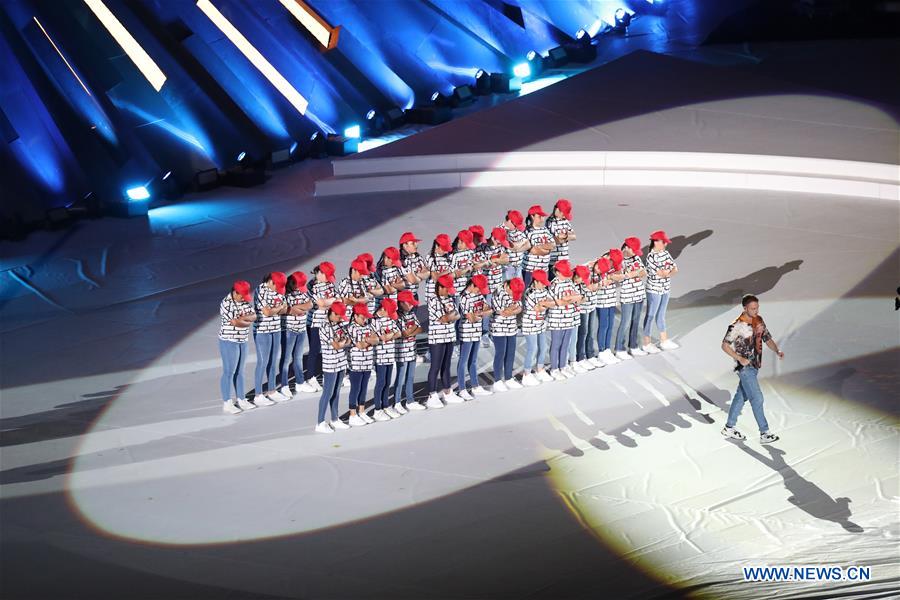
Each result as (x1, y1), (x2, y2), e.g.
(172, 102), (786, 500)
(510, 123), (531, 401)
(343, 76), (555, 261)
(642, 230), (680, 353)
(316, 302), (351, 434)
(450, 229), (477, 293)
(253, 272), (288, 406)
(338, 259), (371, 308)
(279, 271), (315, 400)
(546, 261), (582, 380)
(500, 209), (529, 281)
(522, 205), (556, 288)
(306, 261), (337, 392)
(218, 281), (256, 413)
(347, 303), (379, 427)
(594, 255), (622, 365)
(372, 298), (402, 421)
(355, 253), (384, 314)
(572, 265), (599, 373)
(399, 232), (429, 297)
(468, 225), (491, 275)
(377, 246), (407, 300)
(425, 234), (453, 302)
(479, 227), (511, 347)
(519, 270), (555, 386)
(456, 274), (493, 400)
(546, 199), (576, 271)
(615, 237), (648, 360)
(426, 275), (460, 408)
(393, 290), (424, 411)
(490, 277), (524, 392)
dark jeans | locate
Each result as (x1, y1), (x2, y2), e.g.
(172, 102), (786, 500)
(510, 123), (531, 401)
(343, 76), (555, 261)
(427, 343), (453, 392)
(596, 306), (616, 352)
(348, 370), (371, 410)
(318, 371), (344, 423)
(457, 340), (480, 390)
(393, 360), (416, 405)
(549, 328), (573, 370)
(492, 335), (517, 381)
(305, 326), (322, 381)
(374, 364), (394, 410)
(615, 301), (644, 351)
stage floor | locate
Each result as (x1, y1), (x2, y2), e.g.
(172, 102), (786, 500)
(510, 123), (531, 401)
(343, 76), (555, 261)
(1, 174), (898, 597)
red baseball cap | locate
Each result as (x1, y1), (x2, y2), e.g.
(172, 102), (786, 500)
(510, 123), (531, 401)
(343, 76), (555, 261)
(624, 237), (643, 256)
(356, 253), (375, 271)
(469, 224), (485, 240)
(383, 246), (401, 263)
(490, 227), (511, 248)
(352, 303), (373, 318)
(397, 290), (419, 306)
(528, 204), (547, 217)
(330, 300), (349, 320)
(319, 261), (336, 282)
(271, 271), (287, 294)
(532, 269), (550, 287)
(435, 234), (452, 252)
(289, 271), (308, 293)
(399, 232), (421, 245)
(595, 257), (612, 274)
(574, 265), (590, 282)
(457, 229), (476, 249)
(437, 274), (456, 295)
(650, 230), (671, 244)
(471, 274), (489, 295)
(554, 260), (573, 278)
(233, 280), (251, 302)
(351, 259), (370, 276)
(379, 297), (399, 319)
(508, 277), (526, 301)
(507, 210), (525, 231)
(555, 199), (573, 220)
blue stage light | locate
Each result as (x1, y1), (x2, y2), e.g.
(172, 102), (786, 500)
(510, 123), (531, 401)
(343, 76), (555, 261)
(366, 109), (376, 120)
(513, 62), (531, 78)
(310, 131), (319, 141)
(614, 8), (632, 32)
(290, 141), (298, 154)
(162, 171), (172, 180)
(236, 151), (247, 162)
(475, 69), (485, 79)
(344, 125), (361, 138)
(526, 50), (537, 61)
(576, 29), (587, 40)
(126, 185), (150, 201)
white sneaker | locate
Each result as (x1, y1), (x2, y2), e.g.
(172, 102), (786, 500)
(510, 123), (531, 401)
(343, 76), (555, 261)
(406, 400), (427, 411)
(521, 373), (541, 387)
(425, 393), (445, 409)
(551, 369), (567, 381)
(562, 366), (576, 378)
(443, 391), (465, 404)
(537, 370), (554, 382)
(579, 359), (596, 371)
(660, 339), (679, 351)
(349, 414), (367, 427)
(270, 389), (289, 402)
(223, 402), (242, 415)
(385, 407), (402, 419)
(589, 357), (605, 368)
(572, 362), (588, 374)
(393, 403), (408, 415)
(309, 378), (323, 392)
(492, 380), (509, 393)
(471, 385), (493, 396)
(279, 385), (295, 399)
(457, 389), (474, 401)
(615, 351), (633, 361)
(642, 344), (661, 354)
(298, 378), (317, 393)
(361, 411), (375, 424)
(237, 398), (257, 411)
(505, 378), (524, 390)
(253, 394), (275, 407)
(315, 421), (333, 434)
(602, 350), (622, 364)
(331, 419), (350, 430)
(721, 425), (746, 441)
(630, 347), (648, 357)
(373, 409), (392, 422)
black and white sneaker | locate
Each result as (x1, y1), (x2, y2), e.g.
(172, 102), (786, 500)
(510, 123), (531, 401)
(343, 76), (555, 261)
(760, 432), (780, 444)
(721, 426), (746, 441)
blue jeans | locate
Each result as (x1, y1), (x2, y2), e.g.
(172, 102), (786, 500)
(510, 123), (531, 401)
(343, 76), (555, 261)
(318, 371), (344, 423)
(457, 341), (480, 390)
(615, 301), (643, 351)
(280, 329), (307, 389)
(481, 293), (492, 336)
(492, 335), (517, 381)
(568, 322), (579, 363)
(374, 364), (394, 410)
(726, 367), (770, 433)
(549, 329), (573, 370)
(522, 270), (533, 288)
(428, 343), (453, 392)
(254, 331), (281, 394)
(348, 370), (371, 410)
(305, 326), (321, 381)
(596, 307), (616, 352)
(523, 331), (548, 372)
(643, 292), (669, 337)
(577, 311), (597, 360)
(393, 360), (416, 405)
(219, 339), (247, 401)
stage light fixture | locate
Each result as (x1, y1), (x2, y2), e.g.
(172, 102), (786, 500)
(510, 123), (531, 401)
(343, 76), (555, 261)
(83, 0), (167, 91)
(613, 8), (632, 33)
(384, 107), (406, 129)
(431, 91), (449, 106)
(526, 50), (544, 77)
(547, 45), (569, 67)
(277, 0), (339, 49)
(162, 171), (172, 180)
(125, 185), (150, 201)
(451, 85), (476, 107)
(344, 124), (361, 139)
(366, 109), (376, 121)
(289, 141), (298, 155)
(236, 151), (247, 162)
(197, 0), (309, 115)
(513, 62), (531, 78)
(474, 69), (492, 95)
(576, 29), (588, 40)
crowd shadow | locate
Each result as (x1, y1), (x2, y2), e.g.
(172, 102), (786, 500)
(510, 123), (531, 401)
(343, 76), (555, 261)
(643, 229), (714, 260)
(670, 260), (803, 309)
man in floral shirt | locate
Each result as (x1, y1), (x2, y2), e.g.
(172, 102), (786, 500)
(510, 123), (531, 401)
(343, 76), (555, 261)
(721, 294), (785, 444)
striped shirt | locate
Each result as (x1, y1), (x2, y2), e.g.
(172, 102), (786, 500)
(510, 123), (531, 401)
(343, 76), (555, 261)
(458, 291), (487, 342)
(254, 284), (284, 334)
(547, 278), (578, 330)
(450, 249), (475, 292)
(319, 320), (349, 373)
(363, 274), (381, 313)
(521, 287), (550, 335)
(501, 223), (527, 268)
(576, 282), (594, 314)
(284, 290), (312, 332)
(596, 274), (619, 308)
(427, 294), (457, 344)
(645, 250), (677, 295)
(620, 256), (646, 304)
(523, 226), (554, 272)
(547, 216), (573, 263)
(348, 322), (376, 372)
(373, 315), (400, 365)
(219, 295), (254, 343)
(378, 266), (405, 299)
(310, 281), (337, 328)
(482, 243), (507, 291)
(425, 253), (452, 300)
(490, 288), (520, 337)
(396, 310), (421, 363)
(338, 276), (368, 310)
